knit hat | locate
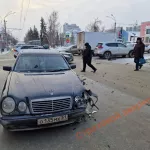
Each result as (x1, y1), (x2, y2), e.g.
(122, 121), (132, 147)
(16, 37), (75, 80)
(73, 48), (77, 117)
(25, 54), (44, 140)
(85, 43), (89, 46)
(137, 37), (142, 41)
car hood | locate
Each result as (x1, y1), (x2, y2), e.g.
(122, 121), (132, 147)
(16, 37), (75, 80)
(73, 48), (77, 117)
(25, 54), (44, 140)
(8, 71), (85, 100)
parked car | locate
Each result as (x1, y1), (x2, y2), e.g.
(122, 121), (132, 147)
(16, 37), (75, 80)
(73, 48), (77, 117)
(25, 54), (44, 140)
(13, 45), (37, 58)
(59, 52), (74, 63)
(0, 50), (88, 131)
(65, 45), (81, 55)
(49, 49), (74, 63)
(126, 42), (136, 48)
(94, 42), (134, 59)
(145, 44), (150, 53)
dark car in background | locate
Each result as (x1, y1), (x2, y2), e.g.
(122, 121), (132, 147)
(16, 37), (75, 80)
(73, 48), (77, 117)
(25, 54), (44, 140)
(65, 45), (81, 55)
(0, 50), (87, 131)
(14, 45), (74, 63)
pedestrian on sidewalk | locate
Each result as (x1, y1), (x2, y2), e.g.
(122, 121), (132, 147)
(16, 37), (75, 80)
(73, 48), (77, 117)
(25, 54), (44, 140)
(81, 43), (97, 73)
(133, 37), (145, 71)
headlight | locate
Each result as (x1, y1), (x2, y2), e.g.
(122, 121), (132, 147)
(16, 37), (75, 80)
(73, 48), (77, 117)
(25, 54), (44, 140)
(75, 96), (82, 103)
(18, 102), (27, 112)
(75, 96), (86, 108)
(2, 97), (16, 113)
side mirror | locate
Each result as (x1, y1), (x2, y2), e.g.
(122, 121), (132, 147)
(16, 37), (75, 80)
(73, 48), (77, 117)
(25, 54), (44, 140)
(3, 66), (12, 71)
(70, 64), (76, 69)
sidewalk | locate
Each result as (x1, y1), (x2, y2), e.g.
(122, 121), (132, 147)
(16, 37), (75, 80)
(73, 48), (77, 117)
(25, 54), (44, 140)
(97, 54), (150, 68)
(74, 56), (150, 100)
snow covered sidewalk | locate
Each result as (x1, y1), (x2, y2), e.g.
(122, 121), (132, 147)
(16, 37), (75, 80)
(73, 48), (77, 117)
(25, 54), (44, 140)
(107, 54), (150, 68)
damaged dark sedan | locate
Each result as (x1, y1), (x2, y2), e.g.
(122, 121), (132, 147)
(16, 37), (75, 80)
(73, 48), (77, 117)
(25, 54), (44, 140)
(0, 50), (98, 131)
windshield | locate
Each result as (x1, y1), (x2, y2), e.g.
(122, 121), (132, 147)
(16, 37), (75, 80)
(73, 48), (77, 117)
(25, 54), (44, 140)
(14, 54), (70, 72)
(96, 43), (103, 47)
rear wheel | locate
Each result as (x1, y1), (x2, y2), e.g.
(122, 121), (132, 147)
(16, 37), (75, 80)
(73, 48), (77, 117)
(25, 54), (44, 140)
(103, 51), (111, 59)
(129, 50), (134, 58)
(14, 55), (17, 58)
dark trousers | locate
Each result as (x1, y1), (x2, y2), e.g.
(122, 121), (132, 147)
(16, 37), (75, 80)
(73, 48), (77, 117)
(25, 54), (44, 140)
(83, 58), (96, 71)
(134, 58), (141, 70)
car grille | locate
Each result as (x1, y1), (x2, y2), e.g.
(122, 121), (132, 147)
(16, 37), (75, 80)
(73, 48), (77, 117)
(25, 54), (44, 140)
(30, 96), (72, 114)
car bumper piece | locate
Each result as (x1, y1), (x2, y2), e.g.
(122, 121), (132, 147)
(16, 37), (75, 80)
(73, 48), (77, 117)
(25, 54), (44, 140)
(0, 109), (86, 131)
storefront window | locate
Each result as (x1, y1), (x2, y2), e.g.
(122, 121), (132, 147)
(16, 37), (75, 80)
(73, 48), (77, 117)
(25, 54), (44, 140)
(146, 29), (150, 34)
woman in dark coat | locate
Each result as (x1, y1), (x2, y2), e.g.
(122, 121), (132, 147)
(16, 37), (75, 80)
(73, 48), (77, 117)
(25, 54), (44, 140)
(81, 43), (97, 73)
(133, 37), (145, 71)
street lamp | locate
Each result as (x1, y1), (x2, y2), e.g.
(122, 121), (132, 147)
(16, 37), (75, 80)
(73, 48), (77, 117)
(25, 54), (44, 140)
(106, 14), (117, 41)
(2, 11), (16, 50)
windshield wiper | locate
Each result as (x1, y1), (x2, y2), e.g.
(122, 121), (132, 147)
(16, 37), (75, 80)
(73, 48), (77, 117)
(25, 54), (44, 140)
(47, 69), (70, 72)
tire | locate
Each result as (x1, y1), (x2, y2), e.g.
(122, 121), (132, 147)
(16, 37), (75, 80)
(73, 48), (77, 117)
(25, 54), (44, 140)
(103, 51), (112, 59)
(78, 50), (81, 55)
(128, 50), (134, 58)
(14, 55), (17, 58)
(148, 49), (150, 53)
(122, 55), (126, 58)
(99, 55), (103, 58)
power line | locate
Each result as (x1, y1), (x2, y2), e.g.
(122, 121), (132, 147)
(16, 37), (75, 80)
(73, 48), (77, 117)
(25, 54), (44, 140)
(20, 0), (25, 28)
(22, 0), (30, 30)
(20, 0), (30, 39)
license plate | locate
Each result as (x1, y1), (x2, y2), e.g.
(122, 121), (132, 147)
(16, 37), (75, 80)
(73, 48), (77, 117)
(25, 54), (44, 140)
(37, 115), (68, 125)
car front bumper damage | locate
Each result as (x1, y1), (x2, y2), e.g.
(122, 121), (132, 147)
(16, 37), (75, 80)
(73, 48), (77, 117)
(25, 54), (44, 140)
(0, 109), (86, 131)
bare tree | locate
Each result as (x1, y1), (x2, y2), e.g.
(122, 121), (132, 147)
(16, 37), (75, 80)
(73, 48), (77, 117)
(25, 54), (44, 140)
(47, 11), (60, 47)
(86, 18), (105, 32)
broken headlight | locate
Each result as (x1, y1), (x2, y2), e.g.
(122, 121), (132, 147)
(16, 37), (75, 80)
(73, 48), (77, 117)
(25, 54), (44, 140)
(74, 96), (86, 108)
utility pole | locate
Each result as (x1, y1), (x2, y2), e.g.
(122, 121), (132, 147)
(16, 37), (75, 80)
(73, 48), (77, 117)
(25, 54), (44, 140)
(4, 19), (8, 50)
(106, 14), (117, 41)
(0, 11), (16, 50)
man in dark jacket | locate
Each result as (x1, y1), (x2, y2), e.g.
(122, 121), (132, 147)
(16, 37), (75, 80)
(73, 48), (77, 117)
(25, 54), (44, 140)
(133, 37), (145, 71)
(81, 43), (97, 73)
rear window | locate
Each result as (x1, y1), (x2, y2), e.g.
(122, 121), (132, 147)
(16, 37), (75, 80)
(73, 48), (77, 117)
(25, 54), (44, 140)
(21, 46), (34, 49)
(106, 43), (118, 47)
(96, 43), (103, 47)
(72, 46), (77, 48)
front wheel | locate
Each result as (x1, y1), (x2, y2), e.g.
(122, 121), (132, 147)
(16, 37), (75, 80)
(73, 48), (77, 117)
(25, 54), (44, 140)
(128, 50), (134, 58)
(103, 51), (112, 59)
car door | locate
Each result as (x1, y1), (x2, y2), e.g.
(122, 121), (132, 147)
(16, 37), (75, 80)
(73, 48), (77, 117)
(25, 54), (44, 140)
(117, 43), (128, 55)
(105, 43), (119, 55)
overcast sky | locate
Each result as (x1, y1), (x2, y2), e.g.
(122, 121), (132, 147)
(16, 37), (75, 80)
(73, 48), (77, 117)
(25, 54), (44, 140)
(0, 0), (149, 41)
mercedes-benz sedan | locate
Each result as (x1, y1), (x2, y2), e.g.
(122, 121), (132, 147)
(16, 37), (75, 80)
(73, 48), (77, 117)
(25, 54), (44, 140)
(0, 50), (87, 131)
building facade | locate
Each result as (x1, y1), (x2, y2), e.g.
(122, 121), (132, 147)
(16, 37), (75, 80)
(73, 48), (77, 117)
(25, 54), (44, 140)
(126, 26), (140, 32)
(63, 23), (81, 33)
(140, 21), (150, 43)
(63, 23), (81, 46)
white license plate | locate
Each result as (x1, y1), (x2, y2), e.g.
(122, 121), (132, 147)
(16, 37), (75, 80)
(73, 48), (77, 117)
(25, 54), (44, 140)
(37, 115), (68, 125)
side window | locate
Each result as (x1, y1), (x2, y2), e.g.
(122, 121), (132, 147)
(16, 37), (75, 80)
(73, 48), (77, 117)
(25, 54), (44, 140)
(21, 46), (35, 49)
(27, 46), (34, 49)
(21, 46), (27, 49)
(72, 46), (77, 48)
(106, 43), (118, 47)
(118, 43), (126, 47)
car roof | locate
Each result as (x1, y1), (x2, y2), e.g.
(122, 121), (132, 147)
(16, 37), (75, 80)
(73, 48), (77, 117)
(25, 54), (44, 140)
(19, 49), (61, 55)
(20, 45), (37, 47)
(98, 42), (123, 44)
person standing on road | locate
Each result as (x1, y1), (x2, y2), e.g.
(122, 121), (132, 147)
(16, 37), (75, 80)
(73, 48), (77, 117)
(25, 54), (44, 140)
(133, 37), (145, 71)
(81, 43), (97, 73)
